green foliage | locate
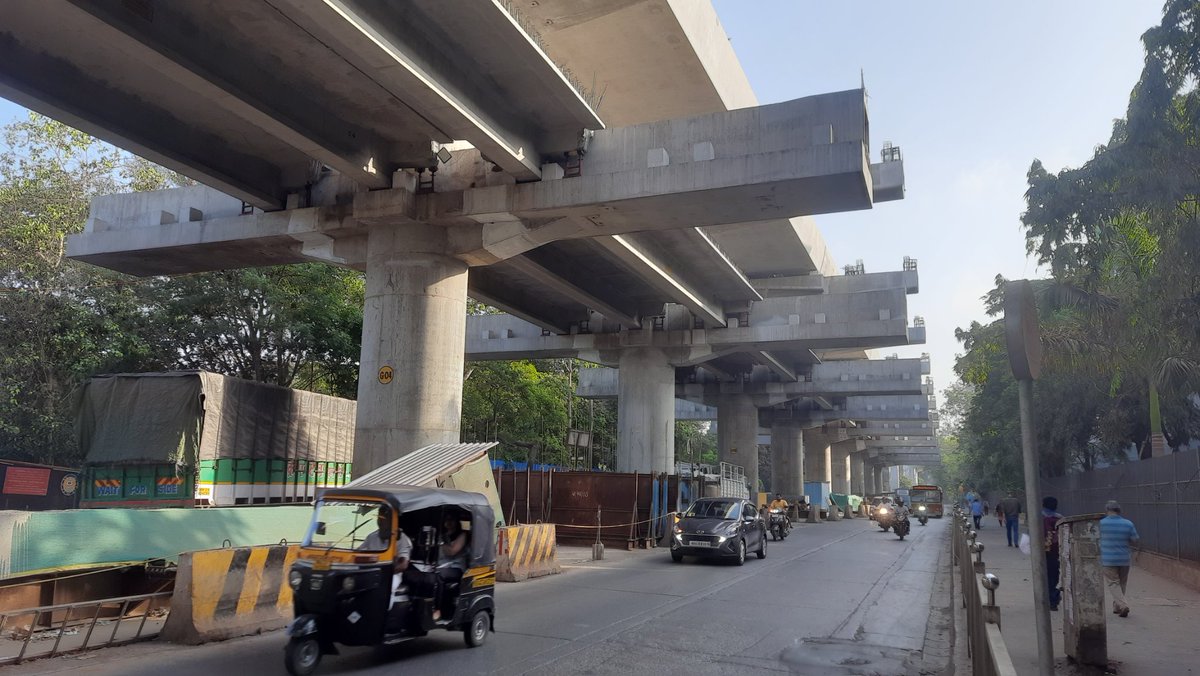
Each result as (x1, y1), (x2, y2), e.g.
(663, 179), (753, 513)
(948, 0), (1200, 487)
(461, 359), (619, 469)
(675, 421), (717, 466)
(0, 115), (367, 464)
(151, 265), (364, 397)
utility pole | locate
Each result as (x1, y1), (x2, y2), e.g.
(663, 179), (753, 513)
(567, 359), (575, 469)
(1005, 279), (1054, 676)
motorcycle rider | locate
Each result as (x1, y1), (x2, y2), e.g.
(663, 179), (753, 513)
(894, 498), (911, 533)
(768, 493), (792, 530)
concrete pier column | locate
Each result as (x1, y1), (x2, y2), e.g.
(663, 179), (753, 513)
(873, 465), (886, 493)
(830, 443), (851, 495)
(802, 429), (834, 520)
(770, 423), (804, 498)
(718, 394), (760, 495)
(850, 452), (866, 496)
(616, 348), (676, 473)
(864, 459), (877, 496)
(802, 430), (832, 484)
(355, 223), (468, 474)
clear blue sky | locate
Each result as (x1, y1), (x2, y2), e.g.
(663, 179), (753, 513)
(713, 0), (1164, 401)
(0, 2), (1165, 403)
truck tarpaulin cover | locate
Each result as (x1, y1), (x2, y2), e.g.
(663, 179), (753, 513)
(77, 371), (355, 465)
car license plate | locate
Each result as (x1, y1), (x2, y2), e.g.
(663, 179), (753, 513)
(687, 540), (712, 548)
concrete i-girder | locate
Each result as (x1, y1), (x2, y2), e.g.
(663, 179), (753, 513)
(0, 0), (605, 206)
(571, 358), (928, 405)
(32, 1), (912, 476)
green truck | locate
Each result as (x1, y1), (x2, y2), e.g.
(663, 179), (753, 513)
(77, 371), (355, 508)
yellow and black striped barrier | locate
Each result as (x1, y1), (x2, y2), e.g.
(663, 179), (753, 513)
(162, 544), (298, 644)
(496, 523), (560, 582)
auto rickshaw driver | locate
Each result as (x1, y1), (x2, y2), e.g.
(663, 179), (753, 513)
(360, 507), (411, 609)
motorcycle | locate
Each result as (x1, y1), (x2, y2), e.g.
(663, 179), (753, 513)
(875, 506), (893, 532)
(894, 512), (911, 540)
(768, 508), (790, 541)
(916, 504), (929, 526)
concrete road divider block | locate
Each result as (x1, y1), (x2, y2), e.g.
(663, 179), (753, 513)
(162, 544), (298, 644)
(497, 524), (560, 582)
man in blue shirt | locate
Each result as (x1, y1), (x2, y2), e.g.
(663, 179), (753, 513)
(1099, 500), (1140, 618)
(970, 498), (983, 529)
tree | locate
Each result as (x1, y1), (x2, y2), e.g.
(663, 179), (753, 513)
(1020, 0), (1200, 454)
(0, 116), (183, 464)
(0, 115), (368, 464)
(150, 265), (364, 398)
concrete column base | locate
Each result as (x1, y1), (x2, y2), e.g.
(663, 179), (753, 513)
(806, 508), (819, 524)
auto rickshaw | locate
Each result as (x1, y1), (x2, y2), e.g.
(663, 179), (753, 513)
(283, 485), (496, 675)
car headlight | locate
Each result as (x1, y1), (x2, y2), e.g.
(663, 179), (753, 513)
(289, 569), (302, 590)
(342, 576), (356, 593)
(673, 524), (683, 534)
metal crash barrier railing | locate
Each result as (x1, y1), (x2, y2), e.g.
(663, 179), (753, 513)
(0, 591), (173, 665)
(951, 507), (1018, 676)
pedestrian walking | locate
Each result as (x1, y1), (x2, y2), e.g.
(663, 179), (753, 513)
(1042, 496), (1063, 611)
(998, 492), (1022, 547)
(983, 499), (991, 516)
(970, 498), (983, 529)
(1099, 500), (1140, 618)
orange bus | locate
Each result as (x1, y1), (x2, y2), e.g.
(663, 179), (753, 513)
(909, 484), (944, 518)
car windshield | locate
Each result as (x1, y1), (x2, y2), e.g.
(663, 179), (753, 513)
(685, 500), (741, 519)
(303, 499), (389, 551)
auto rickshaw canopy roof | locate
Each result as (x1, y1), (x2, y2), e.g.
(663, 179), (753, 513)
(316, 484), (495, 565)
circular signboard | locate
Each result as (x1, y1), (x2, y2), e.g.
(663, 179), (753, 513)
(60, 474), (78, 496)
(378, 365), (395, 384)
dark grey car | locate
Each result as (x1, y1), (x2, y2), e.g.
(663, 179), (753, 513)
(670, 498), (767, 565)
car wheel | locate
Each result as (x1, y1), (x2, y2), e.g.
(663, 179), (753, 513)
(757, 535), (767, 559)
(671, 550), (683, 563)
(735, 539), (746, 566)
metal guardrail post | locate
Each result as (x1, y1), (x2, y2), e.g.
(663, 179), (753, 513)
(107, 600), (131, 645)
(49, 606), (74, 657)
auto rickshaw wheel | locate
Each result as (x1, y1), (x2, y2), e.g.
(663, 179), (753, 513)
(285, 637), (321, 676)
(464, 609), (490, 648)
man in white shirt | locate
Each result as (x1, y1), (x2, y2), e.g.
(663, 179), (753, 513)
(360, 506), (413, 571)
(360, 506), (412, 611)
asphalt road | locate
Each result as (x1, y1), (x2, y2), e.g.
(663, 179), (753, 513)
(9, 515), (951, 676)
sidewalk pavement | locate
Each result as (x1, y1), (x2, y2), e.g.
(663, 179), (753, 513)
(972, 515), (1200, 674)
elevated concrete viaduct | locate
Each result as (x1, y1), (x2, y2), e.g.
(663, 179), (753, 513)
(8, 1), (911, 475)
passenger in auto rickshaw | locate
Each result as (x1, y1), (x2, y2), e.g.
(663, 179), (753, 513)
(434, 511), (469, 619)
(401, 508), (470, 621)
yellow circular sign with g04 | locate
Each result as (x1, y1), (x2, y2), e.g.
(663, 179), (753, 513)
(378, 365), (395, 384)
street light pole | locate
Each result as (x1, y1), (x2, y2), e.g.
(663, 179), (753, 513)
(1005, 279), (1054, 676)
